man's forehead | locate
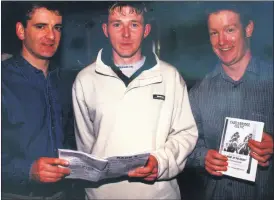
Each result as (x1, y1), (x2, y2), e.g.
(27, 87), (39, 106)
(30, 7), (61, 19)
(28, 7), (62, 23)
(209, 10), (240, 20)
(208, 10), (241, 27)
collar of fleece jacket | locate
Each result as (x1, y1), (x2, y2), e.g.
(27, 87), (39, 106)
(101, 46), (157, 87)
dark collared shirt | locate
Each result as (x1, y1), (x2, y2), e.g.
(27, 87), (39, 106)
(188, 57), (273, 200)
(1, 55), (74, 196)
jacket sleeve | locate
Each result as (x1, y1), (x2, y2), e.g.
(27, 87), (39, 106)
(185, 87), (209, 169)
(1, 154), (33, 185)
(151, 73), (198, 180)
(1, 95), (33, 185)
(72, 78), (96, 154)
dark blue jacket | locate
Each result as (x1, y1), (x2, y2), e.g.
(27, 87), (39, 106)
(1, 55), (76, 196)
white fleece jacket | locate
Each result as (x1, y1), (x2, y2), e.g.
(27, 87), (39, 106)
(72, 49), (198, 199)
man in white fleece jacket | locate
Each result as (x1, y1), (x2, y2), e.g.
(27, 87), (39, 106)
(72, 2), (198, 199)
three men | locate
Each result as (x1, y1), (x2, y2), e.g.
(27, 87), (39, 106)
(187, 3), (273, 200)
(2, 2), (73, 200)
(72, 2), (198, 199)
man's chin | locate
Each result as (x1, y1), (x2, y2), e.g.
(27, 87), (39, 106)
(117, 51), (137, 58)
(37, 54), (55, 60)
(219, 57), (236, 67)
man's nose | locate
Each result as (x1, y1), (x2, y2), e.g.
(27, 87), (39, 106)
(122, 26), (130, 38)
(46, 28), (55, 40)
(218, 33), (226, 46)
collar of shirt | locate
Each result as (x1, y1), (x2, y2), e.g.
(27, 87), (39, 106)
(210, 57), (260, 83)
(13, 54), (60, 80)
(100, 46), (157, 86)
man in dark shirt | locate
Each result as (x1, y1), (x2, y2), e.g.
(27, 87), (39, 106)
(1, 2), (74, 200)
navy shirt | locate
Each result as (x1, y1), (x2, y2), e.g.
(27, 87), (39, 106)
(1, 55), (75, 196)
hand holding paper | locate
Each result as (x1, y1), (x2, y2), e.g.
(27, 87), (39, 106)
(248, 132), (273, 167)
(30, 157), (70, 183)
(205, 149), (228, 176)
(128, 155), (158, 181)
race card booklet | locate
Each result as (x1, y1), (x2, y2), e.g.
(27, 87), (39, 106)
(219, 117), (264, 182)
(58, 149), (150, 182)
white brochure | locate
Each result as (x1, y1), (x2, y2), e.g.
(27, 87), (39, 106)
(58, 149), (150, 182)
(219, 117), (264, 182)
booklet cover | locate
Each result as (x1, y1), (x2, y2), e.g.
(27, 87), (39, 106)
(219, 117), (264, 182)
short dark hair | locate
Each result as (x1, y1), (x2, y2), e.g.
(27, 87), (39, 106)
(103, 1), (153, 24)
(204, 2), (253, 28)
(17, 2), (64, 27)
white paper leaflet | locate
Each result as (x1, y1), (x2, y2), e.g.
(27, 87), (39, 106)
(58, 149), (150, 182)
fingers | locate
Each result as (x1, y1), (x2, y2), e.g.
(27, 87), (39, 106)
(37, 158), (70, 174)
(42, 157), (70, 166)
(250, 152), (271, 166)
(258, 161), (270, 167)
(129, 166), (157, 177)
(205, 150), (228, 165)
(248, 132), (273, 165)
(205, 150), (228, 176)
(205, 160), (227, 172)
(128, 155), (158, 181)
(30, 157), (71, 183)
(41, 170), (66, 179)
(144, 173), (158, 181)
(43, 164), (71, 175)
(248, 141), (273, 156)
(205, 166), (223, 176)
(132, 165), (156, 175)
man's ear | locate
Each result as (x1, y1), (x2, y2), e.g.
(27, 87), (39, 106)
(16, 22), (25, 40)
(102, 23), (109, 38)
(245, 20), (254, 38)
(143, 24), (151, 39)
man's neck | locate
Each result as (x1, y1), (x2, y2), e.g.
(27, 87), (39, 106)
(222, 51), (252, 81)
(21, 50), (50, 77)
(112, 50), (143, 65)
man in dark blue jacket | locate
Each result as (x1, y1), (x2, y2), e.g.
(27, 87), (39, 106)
(1, 2), (75, 200)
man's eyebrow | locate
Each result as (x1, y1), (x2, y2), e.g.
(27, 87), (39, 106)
(33, 23), (47, 26)
(130, 20), (142, 23)
(224, 24), (237, 28)
(109, 20), (122, 23)
(32, 23), (62, 26)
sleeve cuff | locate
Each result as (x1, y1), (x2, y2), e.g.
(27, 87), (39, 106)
(12, 158), (34, 184)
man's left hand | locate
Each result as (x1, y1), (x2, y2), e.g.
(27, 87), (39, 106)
(128, 155), (158, 181)
(248, 132), (273, 167)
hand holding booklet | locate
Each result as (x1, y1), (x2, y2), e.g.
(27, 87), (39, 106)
(219, 117), (264, 182)
(58, 149), (150, 182)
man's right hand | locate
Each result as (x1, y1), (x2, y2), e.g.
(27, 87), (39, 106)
(30, 157), (70, 183)
(205, 149), (228, 176)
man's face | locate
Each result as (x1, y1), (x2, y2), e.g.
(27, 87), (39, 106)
(16, 7), (62, 60)
(208, 10), (253, 66)
(102, 6), (151, 60)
